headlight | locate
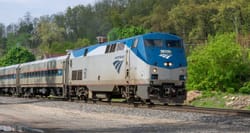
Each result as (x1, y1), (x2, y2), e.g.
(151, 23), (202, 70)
(164, 62), (173, 67)
(153, 68), (157, 73)
(168, 62), (173, 66)
(164, 62), (168, 66)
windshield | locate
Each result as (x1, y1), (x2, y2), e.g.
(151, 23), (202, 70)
(144, 39), (163, 47)
(144, 39), (183, 48)
(166, 40), (182, 48)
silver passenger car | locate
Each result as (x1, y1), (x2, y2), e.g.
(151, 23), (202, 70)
(19, 56), (67, 96)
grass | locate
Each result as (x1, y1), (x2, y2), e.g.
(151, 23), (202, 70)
(189, 91), (250, 109)
(246, 106), (250, 110)
(190, 92), (229, 109)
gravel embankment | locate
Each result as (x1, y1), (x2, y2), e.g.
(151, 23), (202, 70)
(0, 96), (250, 133)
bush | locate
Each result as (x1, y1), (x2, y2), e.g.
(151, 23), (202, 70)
(187, 33), (250, 92)
(226, 88), (235, 93)
(0, 46), (35, 66)
(239, 82), (250, 94)
(239, 87), (250, 94)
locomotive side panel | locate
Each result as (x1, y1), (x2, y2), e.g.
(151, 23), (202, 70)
(70, 50), (128, 91)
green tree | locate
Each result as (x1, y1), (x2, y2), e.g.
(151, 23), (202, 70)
(0, 46), (35, 66)
(48, 38), (90, 54)
(0, 23), (6, 55)
(36, 18), (65, 55)
(187, 33), (250, 92)
(107, 26), (148, 41)
(18, 12), (34, 34)
(65, 5), (96, 42)
(212, 0), (250, 34)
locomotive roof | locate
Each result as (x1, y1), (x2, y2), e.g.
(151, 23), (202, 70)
(70, 32), (181, 58)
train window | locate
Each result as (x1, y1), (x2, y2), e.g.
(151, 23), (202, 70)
(40, 71), (43, 77)
(57, 69), (63, 76)
(47, 70), (51, 76)
(132, 39), (138, 48)
(166, 40), (182, 48)
(72, 70), (82, 80)
(35, 72), (38, 77)
(110, 44), (116, 53)
(78, 70), (82, 80)
(116, 42), (125, 51)
(144, 39), (163, 47)
(51, 70), (55, 76)
(105, 45), (111, 53)
(72, 71), (77, 80)
(52, 70), (56, 76)
(84, 48), (88, 56)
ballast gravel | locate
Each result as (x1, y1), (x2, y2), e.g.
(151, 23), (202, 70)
(0, 96), (249, 133)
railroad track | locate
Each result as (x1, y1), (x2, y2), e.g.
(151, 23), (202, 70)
(153, 105), (250, 116)
(68, 98), (250, 117)
(1, 95), (250, 117)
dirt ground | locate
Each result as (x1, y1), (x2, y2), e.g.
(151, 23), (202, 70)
(0, 104), (179, 132)
(0, 97), (184, 133)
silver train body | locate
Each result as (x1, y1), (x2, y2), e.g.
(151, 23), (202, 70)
(0, 33), (187, 104)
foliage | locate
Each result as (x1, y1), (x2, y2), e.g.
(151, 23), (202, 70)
(6, 33), (32, 50)
(187, 33), (250, 92)
(107, 26), (148, 41)
(36, 19), (65, 55)
(0, 46), (35, 66)
(1, 0), (250, 54)
(75, 38), (90, 48)
(48, 38), (90, 54)
(191, 91), (227, 109)
(239, 82), (250, 94)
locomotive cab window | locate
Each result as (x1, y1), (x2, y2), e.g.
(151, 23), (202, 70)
(110, 44), (116, 52)
(166, 40), (183, 48)
(84, 48), (88, 56)
(144, 39), (163, 47)
(132, 38), (138, 48)
(105, 45), (111, 53)
(105, 44), (117, 53)
(115, 42), (125, 51)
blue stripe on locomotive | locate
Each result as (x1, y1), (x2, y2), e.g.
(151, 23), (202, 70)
(71, 32), (187, 69)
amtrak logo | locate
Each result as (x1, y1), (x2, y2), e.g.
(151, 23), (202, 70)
(159, 50), (172, 59)
(113, 55), (124, 73)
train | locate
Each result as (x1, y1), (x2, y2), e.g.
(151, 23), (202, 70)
(0, 32), (187, 104)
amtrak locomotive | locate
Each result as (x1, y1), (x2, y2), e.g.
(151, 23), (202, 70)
(0, 32), (187, 104)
